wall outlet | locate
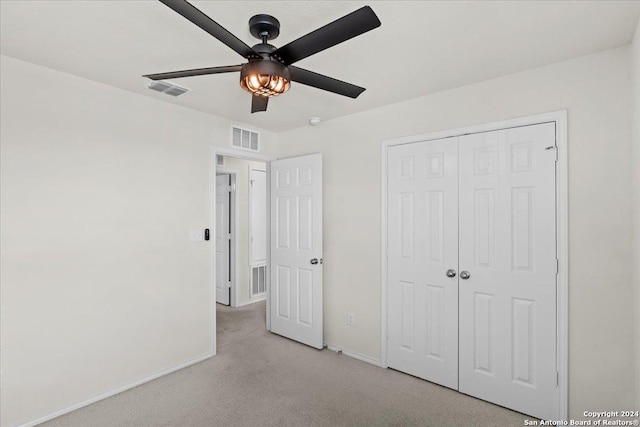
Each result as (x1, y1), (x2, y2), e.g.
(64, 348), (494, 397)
(347, 312), (355, 326)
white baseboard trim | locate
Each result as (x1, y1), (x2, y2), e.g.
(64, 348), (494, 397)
(324, 343), (384, 368)
(16, 352), (213, 427)
(237, 295), (266, 307)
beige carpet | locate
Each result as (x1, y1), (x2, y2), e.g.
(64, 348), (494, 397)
(43, 301), (529, 426)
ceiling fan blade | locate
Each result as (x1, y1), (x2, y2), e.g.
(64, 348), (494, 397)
(251, 95), (269, 113)
(271, 6), (381, 65)
(289, 66), (365, 98)
(143, 65), (243, 80)
(159, 0), (256, 58)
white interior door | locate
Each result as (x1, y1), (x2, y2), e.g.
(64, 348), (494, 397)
(458, 123), (558, 419)
(387, 138), (460, 389)
(269, 154), (323, 349)
(215, 174), (231, 305)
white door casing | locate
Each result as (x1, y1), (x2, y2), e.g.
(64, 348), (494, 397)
(387, 137), (460, 389)
(250, 168), (268, 265)
(269, 154), (323, 349)
(215, 174), (231, 305)
(458, 123), (558, 419)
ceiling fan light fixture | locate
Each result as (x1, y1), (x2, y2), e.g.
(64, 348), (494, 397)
(146, 2), (381, 112)
(240, 60), (290, 98)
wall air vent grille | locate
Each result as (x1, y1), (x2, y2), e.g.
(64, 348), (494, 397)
(251, 265), (267, 297)
(216, 154), (225, 166)
(146, 80), (191, 97)
(231, 126), (259, 151)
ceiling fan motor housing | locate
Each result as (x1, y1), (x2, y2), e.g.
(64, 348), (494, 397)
(240, 60), (291, 97)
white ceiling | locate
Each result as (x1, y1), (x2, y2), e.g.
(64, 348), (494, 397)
(1, 1), (639, 132)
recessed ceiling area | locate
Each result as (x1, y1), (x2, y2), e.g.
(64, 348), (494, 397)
(1, 0), (639, 132)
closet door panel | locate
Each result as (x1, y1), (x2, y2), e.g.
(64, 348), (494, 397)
(387, 137), (459, 389)
(458, 123), (558, 419)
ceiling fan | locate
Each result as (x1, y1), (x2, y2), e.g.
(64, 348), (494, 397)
(143, 0), (381, 113)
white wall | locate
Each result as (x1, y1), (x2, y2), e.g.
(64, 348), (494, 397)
(631, 19), (640, 409)
(218, 157), (267, 307)
(0, 55), (276, 427)
(276, 46), (635, 417)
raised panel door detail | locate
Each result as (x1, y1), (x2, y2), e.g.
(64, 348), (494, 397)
(215, 251), (225, 290)
(426, 191), (444, 263)
(298, 269), (313, 326)
(400, 193), (414, 259)
(276, 169), (290, 188)
(400, 155), (415, 180)
(276, 197), (290, 249)
(401, 281), (415, 351)
(277, 266), (291, 319)
(473, 147), (496, 175)
(512, 187), (534, 271)
(511, 142), (534, 173)
(426, 285), (444, 360)
(426, 152), (444, 178)
(215, 202), (224, 238)
(473, 292), (494, 375)
(297, 167), (312, 186)
(474, 189), (494, 267)
(512, 298), (535, 386)
(297, 196), (312, 251)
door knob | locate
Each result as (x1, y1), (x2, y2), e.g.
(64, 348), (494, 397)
(310, 258), (319, 265)
(460, 271), (471, 280)
(446, 269), (457, 278)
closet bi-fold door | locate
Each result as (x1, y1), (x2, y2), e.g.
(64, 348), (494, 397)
(387, 137), (459, 389)
(458, 123), (558, 419)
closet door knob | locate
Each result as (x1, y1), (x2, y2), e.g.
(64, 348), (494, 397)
(446, 269), (457, 278)
(460, 271), (471, 280)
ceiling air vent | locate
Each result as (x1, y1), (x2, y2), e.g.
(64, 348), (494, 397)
(231, 126), (259, 151)
(147, 80), (191, 97)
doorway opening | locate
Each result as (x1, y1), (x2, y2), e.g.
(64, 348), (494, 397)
(215, 157), (268, 308)
(211, 148), (325, 355)
(211, 147), (275, 356)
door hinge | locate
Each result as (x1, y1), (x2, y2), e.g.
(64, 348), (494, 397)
(555, 258), (559, 275)
(555, 370), (559, 387)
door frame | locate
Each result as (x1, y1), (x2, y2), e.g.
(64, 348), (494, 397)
(210, 146), (276, 356)
(248, 166), (268, 269)
(215, 170), (237, 307)
(379, 110), (568, 420)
